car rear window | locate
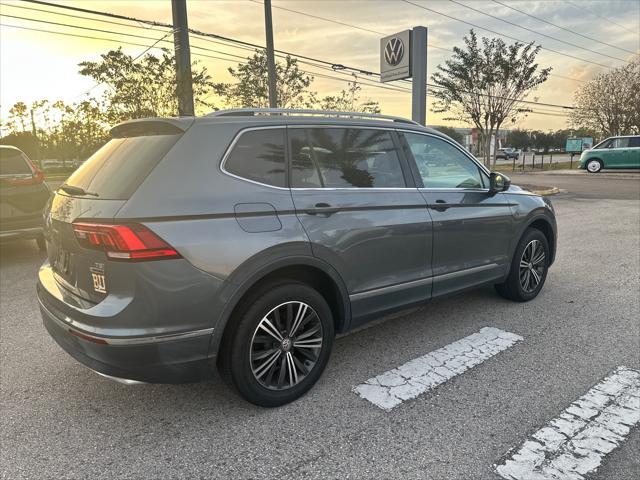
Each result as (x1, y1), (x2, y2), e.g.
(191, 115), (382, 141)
(0, 149), (31, 175)
(224, 128), (286, 187)
(64, 133), (182, 199)
(290, 127), (405, 188)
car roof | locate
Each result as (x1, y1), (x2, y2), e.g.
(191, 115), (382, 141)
(0, 145), (23, 152)
(112, 109), (446, 138)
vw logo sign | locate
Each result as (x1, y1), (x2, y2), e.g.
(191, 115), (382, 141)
(384, 37), (404, 66)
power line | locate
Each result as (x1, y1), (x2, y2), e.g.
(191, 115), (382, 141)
(449, 0), (632, 62)
(4, 2), (579, 111)
(493, 0), (637, 55)
(18, 0), (588, 86)
(565, 0), (638, 35)
(400, 0), (620, 69)
(245, 0), (453, 52)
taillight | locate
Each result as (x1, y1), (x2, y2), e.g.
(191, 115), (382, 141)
(72, 223), (181, 261)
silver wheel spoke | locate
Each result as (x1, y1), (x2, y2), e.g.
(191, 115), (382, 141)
(294, 338), (322, 349)
(253, 350), (282, 379)
(531, 268), (541, 285)
(286, 352), (298, 386)
(520, 260), (529, 268)
(258, 318), (283, 342)
(289, 302), (309, 338)
(532, 251), (546, 265)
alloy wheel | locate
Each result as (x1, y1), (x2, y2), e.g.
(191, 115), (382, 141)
(519, 239), (546, 293)
(587, 160), (601, 173)
(250, 301), (323, 390)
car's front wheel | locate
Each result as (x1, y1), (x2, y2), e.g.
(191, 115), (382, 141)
(495, 228), (549, 302)
(219, 282), (334, 407)
(586, 159), (603, 173)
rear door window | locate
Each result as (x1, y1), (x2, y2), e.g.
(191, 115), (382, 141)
(0, 149), (31, 175)
(629, 137), (640, 148)
(64, 133), (182, 199)
(224, 128), (286, 188)
(613, 138), (630, 148)
(289, 127), (405, 188)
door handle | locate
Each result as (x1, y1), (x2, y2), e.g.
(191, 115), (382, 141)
(305, 203), (339, 217)
(432, 199), (449, 212)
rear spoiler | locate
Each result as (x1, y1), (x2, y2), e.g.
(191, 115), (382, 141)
(110, 117), (195, 138)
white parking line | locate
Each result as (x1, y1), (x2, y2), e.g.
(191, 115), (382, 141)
(495, 366), (640, 480)
(353, 327), (523, 410)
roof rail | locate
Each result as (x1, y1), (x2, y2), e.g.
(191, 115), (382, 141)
(205, 108), (420, 126)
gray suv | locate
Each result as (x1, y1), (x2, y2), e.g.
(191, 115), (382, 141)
(37, 109), (557, 407)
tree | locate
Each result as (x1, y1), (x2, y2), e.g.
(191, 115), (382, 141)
(506, 129), (531, 150)
(78, 47), (215, 122)
(431, 30), (551, 167)
(215, 51), (315, 108)
(318, 77), (381, 114)
(569, 58), (640, 136)
(433, 126), (463, 144)
(215, 50), (380, 113)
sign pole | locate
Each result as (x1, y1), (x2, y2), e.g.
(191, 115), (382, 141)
(411, 26), (427, 126)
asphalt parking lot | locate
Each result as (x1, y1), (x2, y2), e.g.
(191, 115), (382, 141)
(1, 174), (639, 479)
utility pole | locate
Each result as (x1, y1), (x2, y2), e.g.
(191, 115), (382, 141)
(30, 109), (41, 165)
(411, 26), (428, 126)
(171, 0), (195, 116)
(264, 0), (278, 108)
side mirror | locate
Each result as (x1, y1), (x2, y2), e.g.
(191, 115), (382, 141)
(489, 172), (511, 194)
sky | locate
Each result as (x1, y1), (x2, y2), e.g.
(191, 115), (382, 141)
(1, 0), (639, 131)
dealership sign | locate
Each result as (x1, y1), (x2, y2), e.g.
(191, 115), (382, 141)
(380, 30), (412, 83)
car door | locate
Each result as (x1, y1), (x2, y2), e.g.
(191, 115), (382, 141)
(626, 136), (640, 168)
(288, 126), (433, 326)
(399, 131), (514, 297)
(609, 137), (629, 168)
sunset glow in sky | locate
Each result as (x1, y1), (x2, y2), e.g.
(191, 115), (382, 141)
(1, 0), (639, 130)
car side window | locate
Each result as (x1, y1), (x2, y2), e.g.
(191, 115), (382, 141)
(290, 127), (405, 188)
(629, 137), (640, 148)
(224, 128), (286, 187)
(403, 133), (486, 189)
(613, 138), (629, 148)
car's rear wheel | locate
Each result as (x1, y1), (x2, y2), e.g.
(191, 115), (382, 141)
(219, 282), (334, 407)
(495, 228), (549, 302)
(586, 159), (603, 173)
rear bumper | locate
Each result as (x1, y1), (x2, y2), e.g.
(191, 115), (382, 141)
(38, 285), (215, 384)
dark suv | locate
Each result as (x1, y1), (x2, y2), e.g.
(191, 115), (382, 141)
(37, 109), (557, 407)
(1, 145), (50, 249)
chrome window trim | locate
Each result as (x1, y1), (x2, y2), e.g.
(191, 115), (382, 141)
(219, 125), (290, 191)
(396, 129), (492, 189)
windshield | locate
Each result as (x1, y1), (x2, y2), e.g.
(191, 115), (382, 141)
(64, 133), (182, 199)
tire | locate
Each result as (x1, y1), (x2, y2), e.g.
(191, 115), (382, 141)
(586, 159), (603, 173)
(495, 228), (549, 302)
(218, 281), (334, 407)
(36, 235), (46, 251)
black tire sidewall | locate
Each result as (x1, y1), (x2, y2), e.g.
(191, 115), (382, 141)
(510, 229), (549, 301)
(225, 282), (334, 407)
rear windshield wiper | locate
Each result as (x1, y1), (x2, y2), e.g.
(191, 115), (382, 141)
(59, 183), (100, 197)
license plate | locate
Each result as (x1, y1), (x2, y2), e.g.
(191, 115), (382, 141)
(90, 264), (107, 294)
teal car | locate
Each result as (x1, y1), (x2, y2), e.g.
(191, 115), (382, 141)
(579, 135), (640, 173)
